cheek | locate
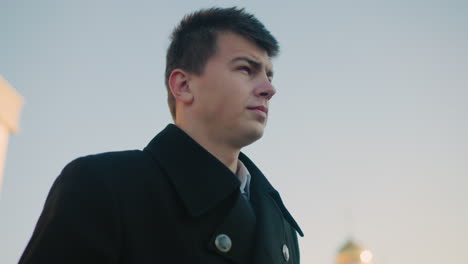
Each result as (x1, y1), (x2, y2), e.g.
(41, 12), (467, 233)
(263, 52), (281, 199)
(195, 84), (230, 117)
(197, 70), (251, 118)
(211, 92), (241, 117)
(220, 81), (250, 115)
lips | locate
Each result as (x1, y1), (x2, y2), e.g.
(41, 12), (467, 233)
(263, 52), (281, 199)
(247, 105), (268, 114)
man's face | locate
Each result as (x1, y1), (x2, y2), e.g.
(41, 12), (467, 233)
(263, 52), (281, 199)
(189, 32), (276, 148)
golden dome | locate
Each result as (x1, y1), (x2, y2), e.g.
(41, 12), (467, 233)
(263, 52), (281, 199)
(336, 239), (373, 264)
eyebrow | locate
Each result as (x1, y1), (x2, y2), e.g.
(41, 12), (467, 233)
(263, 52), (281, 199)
(230, 56), (274, 78)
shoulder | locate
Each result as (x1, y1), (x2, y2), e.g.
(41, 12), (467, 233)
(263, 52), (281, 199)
(55, 150), (162, 197)
(63, 149), (156, 176)
(66, 150), (148, 170)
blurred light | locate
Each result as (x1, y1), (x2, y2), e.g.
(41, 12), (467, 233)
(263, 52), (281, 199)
(360, 249), (373, 263)
(0, 76), (24, 191)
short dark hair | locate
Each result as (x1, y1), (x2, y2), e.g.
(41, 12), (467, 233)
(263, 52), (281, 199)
(165, 7), (279, 120)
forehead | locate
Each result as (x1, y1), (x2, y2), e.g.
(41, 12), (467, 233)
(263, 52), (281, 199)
(212, 32), (273, 70)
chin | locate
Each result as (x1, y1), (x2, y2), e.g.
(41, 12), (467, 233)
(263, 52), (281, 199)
(236, 125), (265, 148)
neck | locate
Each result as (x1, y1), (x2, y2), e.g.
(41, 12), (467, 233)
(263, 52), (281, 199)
(175, 122), (240, 174)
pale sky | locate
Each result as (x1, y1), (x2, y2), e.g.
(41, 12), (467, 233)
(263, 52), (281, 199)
(1, 1), (467, 263)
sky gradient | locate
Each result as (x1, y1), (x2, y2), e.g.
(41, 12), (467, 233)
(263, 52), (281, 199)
(1, 1), (467, 263)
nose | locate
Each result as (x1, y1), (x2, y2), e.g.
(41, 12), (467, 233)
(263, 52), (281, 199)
(254, 80), (276, 100)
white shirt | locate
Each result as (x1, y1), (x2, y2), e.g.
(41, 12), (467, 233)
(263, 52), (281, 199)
(236, 160), (251, 198)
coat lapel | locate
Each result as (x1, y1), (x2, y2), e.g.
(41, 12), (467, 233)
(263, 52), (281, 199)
(144, 125), (303, 264)
(239, 153), (304, 264)
(144, 124), (241, 217)
(250, 190), (284, 263)
(206, 194), (256, 263)
(144, 125), (257, 264)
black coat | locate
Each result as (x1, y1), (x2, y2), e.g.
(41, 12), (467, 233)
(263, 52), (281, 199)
(20, 124), (304, 264)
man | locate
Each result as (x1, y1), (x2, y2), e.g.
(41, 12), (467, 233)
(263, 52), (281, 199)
(20, 7), (303, 264)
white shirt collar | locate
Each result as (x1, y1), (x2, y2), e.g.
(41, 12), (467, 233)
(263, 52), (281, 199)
(236, 159), (251, 194)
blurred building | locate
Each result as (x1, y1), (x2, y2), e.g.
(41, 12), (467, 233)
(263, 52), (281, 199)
(0, 76), (23, 191)
(336, 238), (374, 264)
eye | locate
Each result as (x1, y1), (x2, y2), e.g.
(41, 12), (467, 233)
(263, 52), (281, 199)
(238, 66), (251, 74)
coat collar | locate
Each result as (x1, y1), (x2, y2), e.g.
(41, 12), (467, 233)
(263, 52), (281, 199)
(144, 124), (241, 217)
(144, 124), (303, 237)
(239, 152), (304, 237)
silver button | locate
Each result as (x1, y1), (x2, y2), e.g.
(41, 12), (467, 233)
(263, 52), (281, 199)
(215, 234), (232, 253)
(282, 244), (290, 262)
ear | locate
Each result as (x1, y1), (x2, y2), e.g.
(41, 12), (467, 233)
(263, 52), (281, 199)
(168, 69), (194, 104)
